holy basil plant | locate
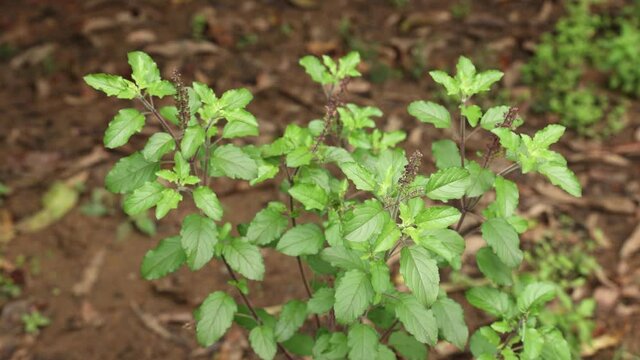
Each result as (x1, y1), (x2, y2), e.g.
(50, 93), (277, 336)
(84, 51), (581, 360)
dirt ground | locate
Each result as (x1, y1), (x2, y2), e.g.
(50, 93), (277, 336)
(0, 0), (639, 359)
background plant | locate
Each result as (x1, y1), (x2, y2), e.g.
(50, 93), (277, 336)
(84, 50), (582, 359)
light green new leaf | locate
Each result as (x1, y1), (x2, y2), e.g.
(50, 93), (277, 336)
(480, 106), (510, 130)
(105, 152), (159, 194)
(538, 162), (582, 197)
(146, 80), (176, 97)
(517, 282), (556, 312)
(334, 269), (374, 324)
(246, 202), (288, 245)
(425, 167), (470, 201)
(415, 205), (461, 229)
(470, 326), (500, 358)
(195, 291), (237, 346)
(337, 51), (361, 78)
(481, 218), (523, 268)
(193, 186), (223, 221)
(372, 219), (401, 253)
(461, 104), (482, 127)
(142, 132), (175, 161)
(376, 344), (396, 360)
(223, 109), (259, 139)
(288, 183), (328, 211)
(277, 224), (324, 256)
(491, 127), (521, 151)
(275, 300), (307, 342)
(286, 147), (312, 167)
(394, 293), (438, 345)
(476, 247), (513, 286)
(533, 124), (565, 148)
(124, 181), (164, 215)
(473, 70), (504, 93)
(432, 297), (468, 349)
(465, 161), (495, 197)
(465, 286), (511, 317)
(299, 56), (332, 84)
(347, 324), (379, 360)
(209, 145), (258, 180)
(104, 108), (145, 148)
(494, 176), (519, 217)
(388, 331), (427, 360)
(222, 238), (265, 281)
(410, 229), (464, 270)
(220, 88), (253, 110)
(408, 101), (451, 128)
(83, 73), (137, 99)
(141, 236), (185, 280)
(400, 246), (439, 306)
(180, 214), (218, 270)
(338, 162), (377, 191)
(155, 188), (182, 219)
(431, 140), (461, 169)
(250, 325), (277, 360)
(181, 125), (205, 159)
(540, 329), (571, 360)
(308, 287), (335, 314)
(429, 70), (459, 96)
(343, 199), (386, 243)
(128, 51), (161, 89)
(521, 328), (544, 360)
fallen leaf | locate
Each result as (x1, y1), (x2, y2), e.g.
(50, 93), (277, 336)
(16, 182), (79, 233)
(72, 249), (106, 297)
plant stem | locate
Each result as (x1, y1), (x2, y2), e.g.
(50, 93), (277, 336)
(138, 96), (181, 148)
(498, 163), (520, 177)
(380, 319), (400, 342)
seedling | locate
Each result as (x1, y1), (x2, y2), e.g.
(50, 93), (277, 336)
(85, 51), (581, 359)
(22, 310), (50, 335)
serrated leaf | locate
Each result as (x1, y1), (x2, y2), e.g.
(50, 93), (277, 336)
(222, 238), (264, 280)
(409, 228), (464, 270)
(540, 329), (571, 360)
(313, 332), (348, 359)
(415, 205), (461, 229)
(388, 331), (427, 360)
(223, 108), (259, 138)
(275, 300), (307, 342)
(476, 247), (513, 286)
(521, 328), (544, 360)
(288, 183), (328, 211)
(337, 51), (361, 78)
(249, 325), (277, 360)
(429, 70), (459, 96)
(372, 219), (401, 253)
(395, 293), (438, 345)
(347, 324), (378, 360)
(277, 224), (324, 256)
(408, 101), (451, 128)
(481, 218), (523, 268)
(308, 287), (335, 314)
(246, 202), (288, 245)
(491, 127), (521, 150)
(470, 326), (500, 358)
(141, 236), (185, 280)
(465, 286), (511, 317)
(180, 214), (218, 270)
(338, 162), (377, 191)
(533, 124), (565, 148)
(432, 140), (461, 169)
(432, 297), (468, 349)
(142, 132), (175, 161)
(281, 333), (314, 356)
(123, 181), (164, 215)
(480, 106), (510, 130)
(538, 162), (582, 197)
(494, 176), (519, 217)
(344, 199), (386, 243)
(209, 145), (258, 180)
(193, 186), (223, 221)
(181, 125), (205, 159)
(400, 246), (439, 306)
(195, 291), (237, 346)
(465, 161), (495, 197)
(104, 108), (145, 148)
(461, 104), (482, 127)
(370, 261), (392, 294)
(320, 247), (368, 271)
(425, 167), (470, 201)
(83, 73), (137, 99)
(473, 70), (503, 93)
(105, 152), (159, 194)
(220, 88), (253, 110)
(147, 80), (176, 97)
(299, 56), (332, 84)
(334, 269), (374, 324)
(517, 282), (556, 312)
(128, 51), (161, 89)
(155, 188), (182, 219)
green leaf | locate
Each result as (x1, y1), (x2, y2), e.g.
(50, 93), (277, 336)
(223, 109), (259, 138)
(277, 224), (324, 256)
(299, 56), (332, 84)
(491, 127), (521, 150)
(288, 183), (327, 211)
(538, 162), (582, 197)
(142, 132), (175, 161)
(193, 186), (223, 221)
(313, 332), (348, 359)
(249, 325), (277, 360)
(517, 282), (556, 312)
(480, 106), (510, 130)
(128, 51), (161, 88)
(388, 331), (427, 360)
(400, 246), (439, 306)
(194, 291), (237, 346)
(209, 145), (258, 180)
(307, 287), (335, 314)
(343, 199), (386, 243)
(465, 286), (511, 317)
(409, 228), (464, 270)
(408, 101), (451, 128)
(338, 162), (377, 191)
(465, 161), (495, 197)
(470, 326), (500, 358)
(181, 125), (205, 159)
(337, 51), (361, 78)
(220, 88), (253, 110)
(334, 269), (374, 324)
(461, 104), (482, 127)
(494, 176), (519, 217)
(376, 344), (396, 360)
(146, 80), (176, 97)
(222, 238), (264, 280)
(246, 202), (288, 245)
(429, 70), (459, 96)
(473, 70), (504, 93)
(373, 218), (401, 253)
(106, 152), (160, 194)
(533, 124), (565, 148)
(432, 297), (468, 349)
(281, 333), (314, 356)
(141, 236), (186, 280)
(173, 152), (190, 179)
(320, 247), (368, 271)
(123, 181), (164, 215)
(521, 328), (544, 360)
(104, 108), (145, 149)
(286, 147), (312, 167)
(481, 218), (523, 268)
(394, 293), (438, 345)
(370, 261), (392, 294)
(432, 140), (461, 169)
(425, 167), (470, 201)
(180, 214), (218, 270)
(540, 329), (571, 360)
(476, 247), (513, 286)
(83, 73), (137, 99)
(415, 205), (461, 230)
(347, 324), (378, 360)
(275, 300), (307, 342)
(155, 188), (182, 219)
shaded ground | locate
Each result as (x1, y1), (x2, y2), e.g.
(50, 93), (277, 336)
(0, 0), (639, 359)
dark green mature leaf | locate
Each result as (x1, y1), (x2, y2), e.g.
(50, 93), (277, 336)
(194, 291), (237, 346)
(334, 269), (374, 324)
(425, 167), (470, 201)
(320, 247), (368, 271)
(343, 199), (386, 243)
(494, 176), (519, 217)
(308, 287), (335, 314)
(123, 181), (164, 215)
(249, 325), (277, 360)
(432, 297), (468, 349)
(141, 236), (185, 280)
(432, 140), (461, 169)
(288, 183), (328, 211)
(282, 333), (314, 356)
(415, 205), (461, 229)
(246, 202), (288, 245)
(388, 331), (427, 360)
(400, 246), (439, 306)
(517, 282), (556, 312)
(408, 101), (451, 128)
(104, 108), (145, 149)
(193, 186), (223, 221)
(83, 73), (137, 99)
(142, 132), (175, 161)
(180, 214), (218, 270)
(209, 145), (258, 180)
(313, 332), (348, 359)
(181, 125), (205, 159)
(155, 188), (182, 219)
(223, 109), (259, 138)
(465, 286), (511, 317)
(476, 247), (513, 286)
(128, 51), (161, 88)
(106, 152), (159, 194)
(347, 324), (379, 360)
(222, 238), (264, 280)
(395, 293), (438, 345)
(538, 162), (582, 197)
(277, 223), (324, 256)
(481, 218), (523, 268)
(470, 327), (500, 358)
(370, 261), (392, 294)
(275, 300), (307, 342)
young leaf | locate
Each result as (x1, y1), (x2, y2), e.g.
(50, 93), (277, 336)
(180, 214), (218, 270)
(432, 297), (468, 349)
(104, 108), (145, 149)
(338, 162), (377, 191)
(476, 247), (513, 286)
(343, 199), (386, 243)
(347, 324), (379, 360)
(277, 224), (324, 256)
(408, 101), (451, 128)
(431, 140), (461, 169)
(123, 181), (164, 215)
(410, 229), (464, 270)
(181, 125), (206, 159)
(394, 293), (438, 345)
(128, 51), (161, 89)
(388, 331), (427, 360)
(473, 70), (504, 93)
(470, 326), (500, 358)
(465, 161), (495, 197)
(399, 246), (439, 306)
(223, 109), (259, 139)
(533, 124), (565, 148)
(220, 88), (253, 110)
(275, 300), (307, 342)
(299, 56), (331, 84)
(146, 80), (176, 97)
(194, 291), (237, 346)
(245, 202), (288, 245)
(155, 188), (182, 219)
(142, 132), (175, 161)
(481, 218), (523, 268)
(285, 147), (312, 168)
(83, 73), (137, 99)
(288, 183), (328, 211)
(105, 152), (160, 194)
(193, 186), (223, 221)
(337, 51), (361, 78)
(465, 286), (511, 317)
(415, 205), (461, 230)
(141, 236), (186, 280)
(540, 329), (571, 360)
(334, 269), (374, 324)
(281, 333), (314, 357)
(517, 282), (556, 312)
(461, 104), (482, 127)
(491, 127), (521, 151)
(307, 287), (335, 314)
(209, 145), (258, 180)
(222, 238), (265, 280)
(249, 325), (277, 360)
(480, 106), (510, 130)
(425, 167), (470, 201)
(429, 70), (459, 96)
(494, 176), (519, 217)
(538, 162), (582, 197)
(521, 328), (544, 360)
